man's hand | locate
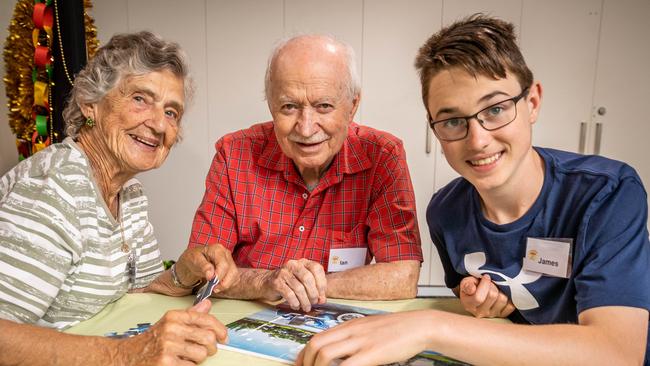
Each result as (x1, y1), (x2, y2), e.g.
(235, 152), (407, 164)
(297, 310), (432, 366)
(263, 258), (327, 312)
(175, 244), (239, 293)
(459, 274), (514, 318)
(117, 299), (227, 365)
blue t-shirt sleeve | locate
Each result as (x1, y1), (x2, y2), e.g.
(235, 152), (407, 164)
(574, 176), (650, 314)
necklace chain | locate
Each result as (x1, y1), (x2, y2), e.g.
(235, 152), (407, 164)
(117, 194), (129, 253)
(117, 194), (136, 284)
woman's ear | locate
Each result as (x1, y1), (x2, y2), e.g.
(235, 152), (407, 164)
(81, 103), (96, 121)
(527, 81), (543, 125)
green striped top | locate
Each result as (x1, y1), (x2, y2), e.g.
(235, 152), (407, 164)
(0, 138), (163, 330)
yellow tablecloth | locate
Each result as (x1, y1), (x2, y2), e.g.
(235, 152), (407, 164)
(65, 293), (477, 365)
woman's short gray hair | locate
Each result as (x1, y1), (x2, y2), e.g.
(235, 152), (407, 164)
(63, 31), (194, 139)
(264, 34), (361, 101)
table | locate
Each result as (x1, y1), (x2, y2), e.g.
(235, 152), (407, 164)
(66, 293), (487, 365)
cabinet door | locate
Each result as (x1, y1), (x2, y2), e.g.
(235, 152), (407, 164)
(593, 0), (650, 218)
(521, 0), (602, 153)
(362, 0), (443, 286)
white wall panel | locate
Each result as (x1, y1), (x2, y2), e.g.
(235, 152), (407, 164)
(594, 0), (650, 215)
(284, 0), (364, 119)
(124, 0), (211, 260)
(442, 0), (522, 27)
(206, 0), (283, 144)
(521, 0), (601, 153)
(90, 0), (128, 43)
(362, 0), (442, 285)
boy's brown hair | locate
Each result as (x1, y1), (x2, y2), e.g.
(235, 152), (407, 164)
(415, 14), (533, 114)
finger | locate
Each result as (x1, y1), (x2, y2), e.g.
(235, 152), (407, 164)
(475, 282), (499, 317)
(180, 326), (219, 356)
(215, 255), (238, 292)
(313, 338), (363, 366)
(173, 339), (211, 364)
(460, 276), (479, 296)
(218, 263), (239, 291)
(292, 263), (321, 305)
(492, 291), (510, 314)
(304, 260), (327, 303)
(190, 298), (212, 313)
(499, 295), (516, 317)
(149, 318), (216, 363)
(178, 307), (229, 343)
(296, 348), (307, 366)
(285, 273), (314, 312)
(302, 328), (353, 366)
(273, 274), (302, 310)
(471, 274), (492, 305)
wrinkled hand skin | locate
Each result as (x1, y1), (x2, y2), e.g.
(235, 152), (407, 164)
(264, 258), (327, 312)
(459, 274), (515, 318)
(176, 244), (240, 293)
(115, 300), (228, 365)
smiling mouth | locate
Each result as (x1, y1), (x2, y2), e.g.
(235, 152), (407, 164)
(129, 134), (160, 148)
(294, 140), (326, 148)
(469, 152), (502, 166)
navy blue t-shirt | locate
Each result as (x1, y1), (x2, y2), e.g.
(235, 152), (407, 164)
(427, 147), (650, 363)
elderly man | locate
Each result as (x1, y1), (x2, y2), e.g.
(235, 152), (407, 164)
(188, 35), (423, 311)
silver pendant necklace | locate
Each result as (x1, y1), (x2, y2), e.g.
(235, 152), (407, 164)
(117, 194), (136, 283)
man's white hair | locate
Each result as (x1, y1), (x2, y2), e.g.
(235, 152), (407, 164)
(264, 34), (361, 101)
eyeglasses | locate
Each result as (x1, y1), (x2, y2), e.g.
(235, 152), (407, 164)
(428, 88), (530, 142)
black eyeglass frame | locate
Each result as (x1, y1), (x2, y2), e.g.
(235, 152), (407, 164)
(428, 87), (530, 142)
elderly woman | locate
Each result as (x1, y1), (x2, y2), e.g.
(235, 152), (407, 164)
(0, 31), (238, 364)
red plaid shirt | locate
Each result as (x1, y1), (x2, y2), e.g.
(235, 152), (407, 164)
(188, 121), (422, 270)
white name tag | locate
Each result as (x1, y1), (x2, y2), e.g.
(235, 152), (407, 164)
(328, 248), (367, 272)
(522, 238), (572, 278)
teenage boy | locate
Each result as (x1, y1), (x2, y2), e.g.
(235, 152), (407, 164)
(297, 14), (649, 366)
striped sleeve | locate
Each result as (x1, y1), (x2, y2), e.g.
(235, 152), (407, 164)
(0, 175), (79, 324)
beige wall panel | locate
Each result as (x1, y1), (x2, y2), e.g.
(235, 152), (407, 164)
(124, 0), (211, 260)
(362, 0), (443, 285)
(91, 0), (128, 43)
(284, 0), (363, 117)
(521, 0), (601, 153)
(594, 0), (650, 220)
(206, 0), (283, 144)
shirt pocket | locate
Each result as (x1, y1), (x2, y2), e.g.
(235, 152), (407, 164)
(330, 223), (369, 250)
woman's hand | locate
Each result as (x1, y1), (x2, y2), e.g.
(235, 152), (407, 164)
(117, 299), (227, 365)
(174, 244), (239, 294)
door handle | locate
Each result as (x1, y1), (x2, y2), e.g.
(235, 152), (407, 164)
(594, 122), (603, 155)
(578, 122), (587, 154)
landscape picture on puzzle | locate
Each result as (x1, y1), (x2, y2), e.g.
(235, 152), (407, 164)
(221, 302), (469, 366)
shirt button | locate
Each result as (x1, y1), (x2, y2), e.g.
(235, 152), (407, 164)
(302, 193), (308, 199)
(298, 225), (305, 232)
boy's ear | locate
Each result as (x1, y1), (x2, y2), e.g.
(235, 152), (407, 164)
(527, 81), (543, 125)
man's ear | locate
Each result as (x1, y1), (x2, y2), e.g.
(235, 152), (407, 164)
(349, 93), (361, 120)
(526, 81), (543, 125)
